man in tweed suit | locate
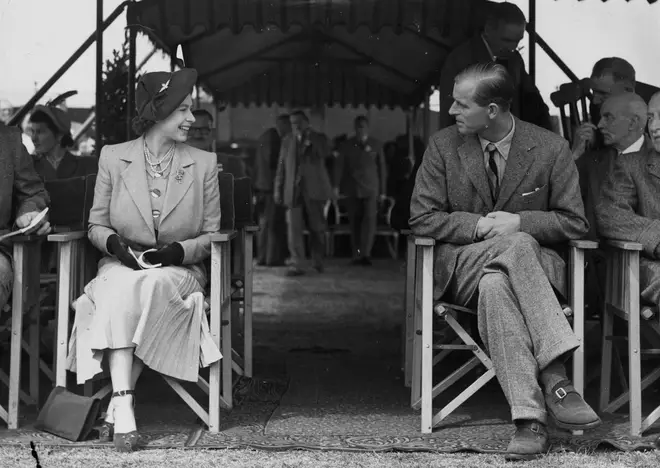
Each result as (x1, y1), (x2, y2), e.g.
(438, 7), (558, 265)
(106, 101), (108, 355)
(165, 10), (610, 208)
(0, 122), (51, 311)
(410, 63), (600, 460)
(274, 111), (333, 276)
(333, 116), (387, 265)
(597, 92), (660, 311)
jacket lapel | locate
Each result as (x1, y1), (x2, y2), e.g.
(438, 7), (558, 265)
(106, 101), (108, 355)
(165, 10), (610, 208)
(645, 146), (660, 181)
(457, 135), (493, 209)
(120, 138), (155, 237)
(494, 120), (535, 209)
(160, 147), (194, 222)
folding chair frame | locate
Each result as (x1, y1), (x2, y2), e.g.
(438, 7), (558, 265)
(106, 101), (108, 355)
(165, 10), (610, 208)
(48, 230), (237, 433)
(402, 234), (596, 434)
(599, 240), (660, 437)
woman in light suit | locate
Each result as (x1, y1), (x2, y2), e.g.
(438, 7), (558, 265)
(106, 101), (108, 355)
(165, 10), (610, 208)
(67, 69), (222, 452)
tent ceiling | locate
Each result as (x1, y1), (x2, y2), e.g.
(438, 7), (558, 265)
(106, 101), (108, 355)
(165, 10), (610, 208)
(128, 0), (491, 109)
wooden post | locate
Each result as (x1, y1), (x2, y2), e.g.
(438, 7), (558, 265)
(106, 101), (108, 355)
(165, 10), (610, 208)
(95, 0), (104, 158)
(528, 0), (537, 86)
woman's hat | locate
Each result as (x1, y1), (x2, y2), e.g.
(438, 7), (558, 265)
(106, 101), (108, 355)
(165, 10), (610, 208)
(136, 68), (198, 122)
(31, 104), (72, 135)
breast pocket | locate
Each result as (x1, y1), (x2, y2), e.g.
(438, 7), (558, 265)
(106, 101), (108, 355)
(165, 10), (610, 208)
(519, 184), (548, 206)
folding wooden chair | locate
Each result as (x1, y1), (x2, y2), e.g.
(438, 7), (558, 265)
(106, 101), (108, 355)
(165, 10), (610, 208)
(550, 79), (592, 146)
(374, 196), (400, 260)
(406, 234), (596, 434)
(1, 174), (97, 429)
(48, 173), (237, 433)
(599, 240), (660, 436)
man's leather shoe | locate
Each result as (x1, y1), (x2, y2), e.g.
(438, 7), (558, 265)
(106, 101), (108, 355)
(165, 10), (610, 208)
(505, 420), (549, 461)
(313, 264), (324, 273)
(360, 257), (373, 266)
(286, 268), (305, 277)
(545, 380), (601, 430)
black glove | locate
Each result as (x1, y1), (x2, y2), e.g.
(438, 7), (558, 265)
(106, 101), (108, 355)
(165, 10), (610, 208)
(142, 242), (185, 267)
(106, 234), (140, 270)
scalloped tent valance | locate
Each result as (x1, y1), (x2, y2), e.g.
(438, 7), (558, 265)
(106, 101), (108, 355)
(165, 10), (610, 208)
(127, 0), (494, 109)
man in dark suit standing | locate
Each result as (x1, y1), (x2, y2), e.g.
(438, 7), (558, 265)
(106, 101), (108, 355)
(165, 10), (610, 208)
(438, 2), (551, 131)
(333, 116), (387, 265)
(274, 111), (332, 276)
(410, 63), (599, 460)
(254, 115), (290, 266)
(597, 92), (660, 315)
(0, 122), (51, 311)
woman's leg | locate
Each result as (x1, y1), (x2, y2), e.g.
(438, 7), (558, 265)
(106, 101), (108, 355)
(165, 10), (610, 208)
(107, 348), (137, 433)
(104, 356), (145, 425)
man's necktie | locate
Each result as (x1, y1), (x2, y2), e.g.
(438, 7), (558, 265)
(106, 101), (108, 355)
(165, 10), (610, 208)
(486, 143), (500, 203)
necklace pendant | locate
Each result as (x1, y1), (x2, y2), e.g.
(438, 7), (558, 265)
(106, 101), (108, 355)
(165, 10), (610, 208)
(154, 172), (162, 178)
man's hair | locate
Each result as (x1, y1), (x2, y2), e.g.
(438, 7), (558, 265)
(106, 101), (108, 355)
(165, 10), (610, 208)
(276, 114), (290, 123)
(606, 92), (648, 124)
(192, 109), (214, 123)
(486, 2), (526, 28)
(455, 62), (515, 112)
(591, 57), (636, 88)
(290, 110), (309, 122)
(354, 115), (368, 126)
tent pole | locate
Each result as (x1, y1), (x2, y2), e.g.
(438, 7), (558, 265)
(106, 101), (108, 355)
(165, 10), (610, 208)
(95, 0), (104, 157)
(127, 22), (136, 141)
(528, 0), (537, 86)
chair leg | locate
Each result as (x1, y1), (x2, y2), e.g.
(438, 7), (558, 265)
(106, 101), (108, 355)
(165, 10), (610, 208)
(221, 242), (233, 409)
(627, 255), (642, 436)
(411, 246), (423, 408)
(403, 236), (415, 388)
(420, 244), (434, 434)
(55, 241), (75, 388)
(243, 232), (253, 378)
(600, 262), (615, 412)
(8, 244), (27, 429)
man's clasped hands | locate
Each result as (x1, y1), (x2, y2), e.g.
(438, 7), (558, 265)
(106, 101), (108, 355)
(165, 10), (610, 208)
(475, 211), (521, 241)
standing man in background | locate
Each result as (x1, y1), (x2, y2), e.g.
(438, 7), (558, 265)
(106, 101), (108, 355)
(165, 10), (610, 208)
(275, 111), (332, 276)
(254, 115), (290, 266)
(334, 116), (387, 265)
(188, 109), (247, 177)
(438, 2), (551, 131)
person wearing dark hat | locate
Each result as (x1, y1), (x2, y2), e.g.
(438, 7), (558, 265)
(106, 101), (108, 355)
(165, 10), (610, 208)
(65, 68), (222, 452)
(29, 104), (97, 180)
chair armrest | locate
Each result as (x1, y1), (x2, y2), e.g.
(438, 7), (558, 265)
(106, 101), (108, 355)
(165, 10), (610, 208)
(569, 239), (598, 250)
(604, 239), (643, 251)
(11, 234), (47, 242)
(209, 230), (237, 242)
(242, 224), (260, 233)
(414, 236), (435, 246)
(47, 231), (87, 242)
(401, 229), (413, 236)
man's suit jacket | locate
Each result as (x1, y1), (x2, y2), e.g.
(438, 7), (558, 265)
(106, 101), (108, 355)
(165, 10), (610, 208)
(596, 143), (660, 259)
(0, 124), (49, 237)
(410, 118), (588, 300)
(334, 136), (387, 199)
(88, 137), (221, 265)
(274, 130), (332, 207)
(254, 128), (281, 193)
(438, 35), (552, 131)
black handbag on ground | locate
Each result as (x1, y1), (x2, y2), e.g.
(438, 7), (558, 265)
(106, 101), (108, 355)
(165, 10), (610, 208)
(34, 386), (102, 442)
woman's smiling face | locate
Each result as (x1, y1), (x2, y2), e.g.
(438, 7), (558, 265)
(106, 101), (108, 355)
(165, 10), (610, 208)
(155, 94), (195, 143)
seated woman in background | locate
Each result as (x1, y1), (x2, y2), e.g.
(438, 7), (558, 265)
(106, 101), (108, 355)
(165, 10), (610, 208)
(29, 102), (97, 180)
(66, 68), (222, 452)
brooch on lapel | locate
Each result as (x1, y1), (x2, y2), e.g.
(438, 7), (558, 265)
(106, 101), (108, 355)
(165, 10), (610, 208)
(175, 169), (184, 183)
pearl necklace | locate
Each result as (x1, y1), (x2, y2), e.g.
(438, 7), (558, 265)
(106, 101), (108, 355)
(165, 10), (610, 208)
(143, 139), (175, 178)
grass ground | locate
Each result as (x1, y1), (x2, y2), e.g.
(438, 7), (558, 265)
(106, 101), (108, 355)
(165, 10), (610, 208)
(2, 446), (660, 468)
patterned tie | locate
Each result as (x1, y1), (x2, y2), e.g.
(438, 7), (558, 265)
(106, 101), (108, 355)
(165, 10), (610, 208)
(486, 143), (500, 203)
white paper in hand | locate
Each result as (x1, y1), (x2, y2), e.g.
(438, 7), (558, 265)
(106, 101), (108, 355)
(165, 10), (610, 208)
(0, 207), (50, 242)
(128, 247), (162, 269)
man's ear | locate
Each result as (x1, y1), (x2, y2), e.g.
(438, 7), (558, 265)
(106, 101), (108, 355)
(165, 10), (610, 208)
(487, 103), (500, 119)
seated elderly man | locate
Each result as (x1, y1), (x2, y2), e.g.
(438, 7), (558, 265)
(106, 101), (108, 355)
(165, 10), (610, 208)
(410, 63), (600, 460)
(597, 91), (660, 323)
(0, 122), (51, 313)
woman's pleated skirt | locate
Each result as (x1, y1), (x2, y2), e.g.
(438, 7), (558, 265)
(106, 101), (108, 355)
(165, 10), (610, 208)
(67, 257), (222, 384)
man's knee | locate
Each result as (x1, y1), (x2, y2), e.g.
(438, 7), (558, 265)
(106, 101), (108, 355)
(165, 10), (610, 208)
(479, 271), (508, 294)
(506, 232), (541, 254)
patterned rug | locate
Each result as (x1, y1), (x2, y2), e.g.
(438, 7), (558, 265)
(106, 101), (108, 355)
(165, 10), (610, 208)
(1, 260), (659, 453)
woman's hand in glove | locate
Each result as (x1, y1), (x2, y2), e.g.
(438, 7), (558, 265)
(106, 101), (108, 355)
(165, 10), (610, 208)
(106, 234), (140, 270)
(142, 243), (185, 267)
